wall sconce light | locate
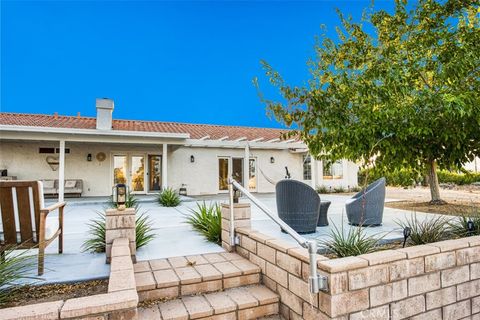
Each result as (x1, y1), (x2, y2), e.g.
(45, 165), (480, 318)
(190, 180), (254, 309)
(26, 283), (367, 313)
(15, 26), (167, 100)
(87, 153), (92, 162)
(190, 155), (195, 163)
(270, 157), (275, 164)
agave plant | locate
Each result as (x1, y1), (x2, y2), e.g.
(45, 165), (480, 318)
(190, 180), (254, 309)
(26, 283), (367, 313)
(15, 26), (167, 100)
(396, 213), (450, 246)
(318, 219), (382, 258)
(0, 246), (38, 305)
(107, 190), (139, 209)
(82, 211), (155, 253)
(185, 202), (222, 244)
(158, 187), (181, 207)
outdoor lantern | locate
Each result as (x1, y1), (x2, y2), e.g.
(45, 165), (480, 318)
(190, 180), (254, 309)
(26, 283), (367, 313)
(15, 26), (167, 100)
(190, 155), (195, 163)
(468, 220), (475, 236)
(87, 153), (92, 161)
(402, 227), (411, 248)
(270, 157), (275, 164)
(233, 187), (241, 203)
(115, 183), (127, 209)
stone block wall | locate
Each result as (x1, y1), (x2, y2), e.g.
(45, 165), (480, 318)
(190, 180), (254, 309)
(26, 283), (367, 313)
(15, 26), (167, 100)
(220, 203), (251, 252)
(235, 226), (480, 320)
(106, 208), (136, 263)
(2, 238), (138, 320)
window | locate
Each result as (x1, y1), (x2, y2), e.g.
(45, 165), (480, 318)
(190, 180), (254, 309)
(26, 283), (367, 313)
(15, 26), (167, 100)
(303, 155), (311, 180)
(38, 147), (70, 154)
(323, 160), (343, 179)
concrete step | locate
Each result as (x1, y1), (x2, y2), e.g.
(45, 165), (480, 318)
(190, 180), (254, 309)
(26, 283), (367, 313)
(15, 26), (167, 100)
(133, 252), (261, 302)
(138, 284), (280, 320)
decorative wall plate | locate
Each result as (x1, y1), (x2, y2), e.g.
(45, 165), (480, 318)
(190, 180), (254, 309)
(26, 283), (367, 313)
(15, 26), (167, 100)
(96, 152), (106, 162)
(46, 156), (59, 171)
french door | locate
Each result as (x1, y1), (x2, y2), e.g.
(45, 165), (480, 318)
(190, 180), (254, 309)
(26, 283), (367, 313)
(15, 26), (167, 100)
(113, 154), (159, 194)
(218, 157), (257, 192)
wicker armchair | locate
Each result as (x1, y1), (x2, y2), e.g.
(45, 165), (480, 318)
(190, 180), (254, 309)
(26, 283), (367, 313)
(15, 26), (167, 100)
(275, 179), (320, 234)
(345, 177), (386, 226)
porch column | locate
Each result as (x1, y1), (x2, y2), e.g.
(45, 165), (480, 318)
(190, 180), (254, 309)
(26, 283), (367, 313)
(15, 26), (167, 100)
(162, 143), (168, 190)
(310, 154), (316, 189)
(58, 140), (66, 202)
(243, 143), (249, 188)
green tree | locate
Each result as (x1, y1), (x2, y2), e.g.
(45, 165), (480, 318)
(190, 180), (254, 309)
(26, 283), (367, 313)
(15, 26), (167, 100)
(258, 0), (480, 204)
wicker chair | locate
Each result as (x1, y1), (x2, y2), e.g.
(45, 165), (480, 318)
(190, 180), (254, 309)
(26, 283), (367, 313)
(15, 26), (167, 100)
(345, 177), (386, 226)
(275, 179), (320, 234)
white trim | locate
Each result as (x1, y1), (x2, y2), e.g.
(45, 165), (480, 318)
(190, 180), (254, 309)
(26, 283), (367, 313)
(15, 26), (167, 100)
(184, 139), (306, 150)
(234, 137), (247, 142)
(266, 138), (280, 143)
(0, 124), (190, 139)
(217, 136), (229, 141)
(58, 140), (65, 202)
(249, 137), (264, 142)
(162, 144), (168, 190)
(283, 139), (297, 143)
(199, 135), (210, 140)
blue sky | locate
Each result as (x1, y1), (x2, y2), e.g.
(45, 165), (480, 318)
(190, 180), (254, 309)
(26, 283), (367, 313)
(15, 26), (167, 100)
(1, 1), (394, 128)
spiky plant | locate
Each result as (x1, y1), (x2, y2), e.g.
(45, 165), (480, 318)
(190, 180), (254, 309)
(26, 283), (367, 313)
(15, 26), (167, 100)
(82, 211), (155, 253)
(185, 202), (222, 244)
(0, 246), (38, 305)
(158, 188), (181, 207)
(107, 190), (139, 210)
(449, 207), (480, 238)
(318, 220), (382, 257)
(396, 214), (450, 246)
(316, 185), (329, 194)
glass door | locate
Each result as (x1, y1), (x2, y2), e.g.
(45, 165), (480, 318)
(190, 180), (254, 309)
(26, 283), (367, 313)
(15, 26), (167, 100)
(113, 155), (128, 185)
(218, 157), (229, 191)
(232, 158), (244, 186)
(249, 158), (257, 191)
(131, 155), (145, 193)
(148, 155), (162, 191)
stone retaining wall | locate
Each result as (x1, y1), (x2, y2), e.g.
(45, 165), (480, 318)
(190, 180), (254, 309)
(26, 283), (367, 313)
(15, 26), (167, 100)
(235, 226), (480, 320)
(2, 238), (138, 320)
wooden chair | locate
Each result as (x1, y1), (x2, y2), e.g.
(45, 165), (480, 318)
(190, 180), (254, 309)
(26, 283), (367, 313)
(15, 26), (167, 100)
(0, 180), (65, 275)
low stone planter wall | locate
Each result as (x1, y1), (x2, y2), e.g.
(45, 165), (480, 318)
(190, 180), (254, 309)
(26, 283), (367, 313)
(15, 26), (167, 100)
(235, 227), (480, 320)
(2, 238), (138, 320)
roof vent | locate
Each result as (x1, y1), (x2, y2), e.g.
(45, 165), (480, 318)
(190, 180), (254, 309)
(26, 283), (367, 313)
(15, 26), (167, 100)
(96, 98), (114, 130)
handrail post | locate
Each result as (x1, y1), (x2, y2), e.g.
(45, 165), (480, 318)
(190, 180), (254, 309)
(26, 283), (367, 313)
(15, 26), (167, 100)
(228, 177), (236, 248)
(228, 178), (328, 293)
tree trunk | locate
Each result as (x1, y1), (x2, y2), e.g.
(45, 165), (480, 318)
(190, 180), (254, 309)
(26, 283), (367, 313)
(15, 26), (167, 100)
(428, 160), (447, 205)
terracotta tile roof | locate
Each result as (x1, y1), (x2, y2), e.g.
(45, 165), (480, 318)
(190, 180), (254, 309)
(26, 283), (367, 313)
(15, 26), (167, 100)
(0, 112), (293, 142)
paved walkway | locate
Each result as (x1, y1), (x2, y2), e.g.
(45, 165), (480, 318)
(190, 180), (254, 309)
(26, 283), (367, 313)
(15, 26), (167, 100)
(12, 193), (444, 285)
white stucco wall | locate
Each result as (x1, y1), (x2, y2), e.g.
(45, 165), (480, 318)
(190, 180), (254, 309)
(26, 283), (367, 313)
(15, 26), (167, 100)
(0, 140), (359, 196)
(168, 147), (305, 195)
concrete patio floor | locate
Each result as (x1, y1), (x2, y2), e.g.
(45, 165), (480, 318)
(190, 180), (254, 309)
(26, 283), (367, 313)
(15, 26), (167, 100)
(12, 193), (447, 285)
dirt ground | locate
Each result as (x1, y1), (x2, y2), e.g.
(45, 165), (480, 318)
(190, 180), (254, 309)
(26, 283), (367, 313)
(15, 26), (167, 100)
(385, 186), (480, 216)
(0, 280), (108, 309)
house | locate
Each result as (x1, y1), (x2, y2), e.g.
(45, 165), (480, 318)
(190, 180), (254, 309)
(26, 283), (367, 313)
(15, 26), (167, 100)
(0, 98), (359, 198)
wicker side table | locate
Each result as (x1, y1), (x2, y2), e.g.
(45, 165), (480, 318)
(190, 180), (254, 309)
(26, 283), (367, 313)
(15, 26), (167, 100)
(317, 200), (331, 226)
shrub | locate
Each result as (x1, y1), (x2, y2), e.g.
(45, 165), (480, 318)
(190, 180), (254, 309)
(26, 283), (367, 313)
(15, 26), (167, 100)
(185, 202), (222, 244)
(318, 220), (382, 257)
(359, 167), (422, 187)
(350, 186), (362, 192)
(0, 246), (37, 305)
(333, 186), (346, 193)
(107, 190), (139, 209)
(437, 170), (480, 185)
(396, 214), (450, 245)
(158, 188), (181, 207)
(82, 212), (155, 253)
(316, 185), (329, 194)
(449, 207), (480, 238)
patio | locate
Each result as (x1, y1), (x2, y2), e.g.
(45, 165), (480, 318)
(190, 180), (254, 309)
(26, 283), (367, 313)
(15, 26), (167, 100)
(15, 193), (444, 285)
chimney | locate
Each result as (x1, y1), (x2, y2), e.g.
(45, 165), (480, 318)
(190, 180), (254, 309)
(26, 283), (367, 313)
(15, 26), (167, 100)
(96, 98), (114, 130)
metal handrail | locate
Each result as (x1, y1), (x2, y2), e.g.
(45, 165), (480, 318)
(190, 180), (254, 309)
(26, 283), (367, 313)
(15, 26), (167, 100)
(229, 178), (309, 248)
(228, 177), (328, 293)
